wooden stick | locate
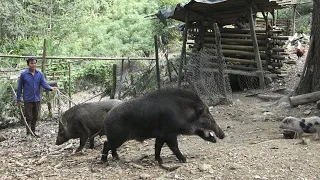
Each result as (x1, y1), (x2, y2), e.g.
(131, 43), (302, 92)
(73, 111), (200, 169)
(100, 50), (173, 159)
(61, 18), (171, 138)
(9, 84), (36, 137)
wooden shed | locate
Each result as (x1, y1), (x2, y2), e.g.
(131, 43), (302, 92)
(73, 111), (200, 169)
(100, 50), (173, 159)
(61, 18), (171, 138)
(156, 0), (297, 88)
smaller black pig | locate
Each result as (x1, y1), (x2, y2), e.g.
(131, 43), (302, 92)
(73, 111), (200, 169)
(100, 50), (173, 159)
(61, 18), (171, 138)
(101, 88), (225, 167)
(56, 99), (122, 152)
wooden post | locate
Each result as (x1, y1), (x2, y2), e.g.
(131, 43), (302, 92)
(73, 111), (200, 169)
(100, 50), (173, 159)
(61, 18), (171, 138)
(262, 11), (271, 69)
(118, 59), (124, 99)
(213, 23), (227, 100)
(178, 11), (189, 88)
(110, 64), (117, 99)
(292, 4), (297, 35)
(41, 39), (47, 77)
(68, 61), (71, 108)
(154, 35), (161, 89)
(271, 10), (276, 27)
(199, 20), (205, 50)
(165, 47), (172, 82)
(248, 3), (265, 89)
(40, 39), (49, 119)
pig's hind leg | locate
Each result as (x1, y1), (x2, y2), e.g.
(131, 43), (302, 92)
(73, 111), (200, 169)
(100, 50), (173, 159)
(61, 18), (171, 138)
(89, 136), (94, 149)
(101, 137), (125, 164)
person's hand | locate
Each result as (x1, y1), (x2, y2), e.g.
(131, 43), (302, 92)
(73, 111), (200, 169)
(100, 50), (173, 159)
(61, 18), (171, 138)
(51, 87), (57, 92)
(17, 101), (21, 107)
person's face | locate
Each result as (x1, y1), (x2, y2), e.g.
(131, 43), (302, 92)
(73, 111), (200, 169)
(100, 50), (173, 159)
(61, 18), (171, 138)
(28, 60), (37, 71)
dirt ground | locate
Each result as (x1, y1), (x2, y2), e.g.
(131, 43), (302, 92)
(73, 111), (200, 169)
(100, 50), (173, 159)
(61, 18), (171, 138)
(1, 47), (320, 180)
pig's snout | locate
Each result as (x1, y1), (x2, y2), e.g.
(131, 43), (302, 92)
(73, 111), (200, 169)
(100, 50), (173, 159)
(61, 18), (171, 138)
(212, 125), (225, 139)
(56, 136), (67, 145)
(217, 131), (225, 139)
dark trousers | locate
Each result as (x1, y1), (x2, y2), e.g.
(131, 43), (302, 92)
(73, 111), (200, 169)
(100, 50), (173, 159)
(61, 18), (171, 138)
(24, 102), (40, 134)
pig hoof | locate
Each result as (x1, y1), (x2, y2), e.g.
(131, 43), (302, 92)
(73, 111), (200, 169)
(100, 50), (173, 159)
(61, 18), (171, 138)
(112, 156), (120, 161)
(101, 155), (108, 164)
(178, 156), (187, 163)
(156, 157), (163, 165)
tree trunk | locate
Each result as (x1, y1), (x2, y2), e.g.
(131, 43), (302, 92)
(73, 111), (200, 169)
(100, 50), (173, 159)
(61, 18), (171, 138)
(295, 0), (320, 95)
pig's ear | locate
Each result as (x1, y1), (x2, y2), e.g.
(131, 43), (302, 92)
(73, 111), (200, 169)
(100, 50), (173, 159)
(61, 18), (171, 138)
(196, 107), (205, 116)
(315, 121), (320, 125)
(301, 119), (306, 123)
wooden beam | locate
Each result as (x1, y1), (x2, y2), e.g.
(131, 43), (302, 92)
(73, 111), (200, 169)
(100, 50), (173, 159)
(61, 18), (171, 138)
(248, 2), (265, 89)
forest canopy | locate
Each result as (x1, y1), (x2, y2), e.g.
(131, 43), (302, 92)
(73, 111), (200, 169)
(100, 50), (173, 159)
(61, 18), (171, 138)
(0, 0), (188, 57)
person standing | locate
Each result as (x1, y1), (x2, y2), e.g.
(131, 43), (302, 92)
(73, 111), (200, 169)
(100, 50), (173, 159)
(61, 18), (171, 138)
(16, 57), (57, 137)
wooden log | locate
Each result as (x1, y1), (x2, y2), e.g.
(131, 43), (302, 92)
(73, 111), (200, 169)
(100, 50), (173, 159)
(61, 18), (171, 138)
(201, 37), (267, 45)
(257, 94), (284, 101)
(223, 49), (267, 59)
(272, 48), (285, 52)
(202, 43), (267, 51)
(289, 91), (320, 107)
(202, 32), (267, 40)
(270, 36), (290, 40)
(225, 57), (267, 65)
(226, 64), (257, 71)
(219, 28), (266, 34)
(202, 68), (265, 77)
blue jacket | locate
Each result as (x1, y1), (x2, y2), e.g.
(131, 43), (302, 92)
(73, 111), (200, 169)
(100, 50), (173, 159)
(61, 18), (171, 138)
(16, 69), (52, 102)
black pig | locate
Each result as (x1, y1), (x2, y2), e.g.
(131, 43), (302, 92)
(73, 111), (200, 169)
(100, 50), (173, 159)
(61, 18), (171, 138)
(56, 99), (122, 152)
(101, 88), (225, 167)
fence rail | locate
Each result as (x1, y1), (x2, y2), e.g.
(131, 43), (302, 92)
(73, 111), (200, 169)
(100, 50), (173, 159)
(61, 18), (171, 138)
(0, 55), (155, 61)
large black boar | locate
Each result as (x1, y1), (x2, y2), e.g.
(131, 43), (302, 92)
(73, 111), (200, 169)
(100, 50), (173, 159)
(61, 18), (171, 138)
(101, 88), (225, 167)
(56, 99), (122, 152)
